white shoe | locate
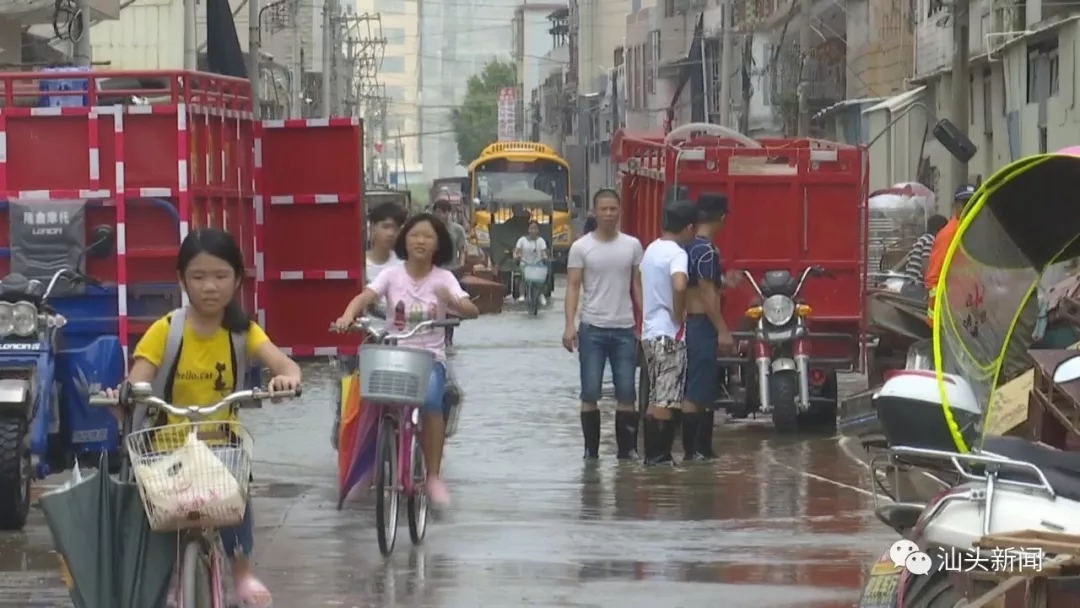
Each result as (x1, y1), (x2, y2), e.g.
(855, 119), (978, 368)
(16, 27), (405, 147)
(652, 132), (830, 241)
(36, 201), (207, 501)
(540, 295), (548, 306)
(517, 296), (525, 303)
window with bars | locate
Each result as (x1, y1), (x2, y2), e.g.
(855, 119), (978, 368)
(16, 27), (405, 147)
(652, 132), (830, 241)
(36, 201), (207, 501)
(1026, 39), (1059, 104)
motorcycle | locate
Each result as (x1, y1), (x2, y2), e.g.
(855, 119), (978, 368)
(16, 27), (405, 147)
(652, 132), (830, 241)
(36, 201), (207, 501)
(741, 265), (835, 432)
(0, 227), (123, 530)
(856, 360), (1080, 607)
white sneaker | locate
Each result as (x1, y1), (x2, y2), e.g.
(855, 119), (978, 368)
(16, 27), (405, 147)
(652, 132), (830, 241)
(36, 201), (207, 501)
(517, 296), (525, 303)
(540, 295), (548, 306)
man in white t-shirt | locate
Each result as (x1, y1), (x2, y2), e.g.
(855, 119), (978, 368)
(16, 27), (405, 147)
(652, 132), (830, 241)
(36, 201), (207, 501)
(333, 201), (407, 450)
(514, 219), (549, 305)
(564, 189), (644, 460)
(640, 200), (698, 465)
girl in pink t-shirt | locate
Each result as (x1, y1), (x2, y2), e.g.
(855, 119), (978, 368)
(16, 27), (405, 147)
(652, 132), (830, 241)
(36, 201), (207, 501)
(335, 213), (479, 506)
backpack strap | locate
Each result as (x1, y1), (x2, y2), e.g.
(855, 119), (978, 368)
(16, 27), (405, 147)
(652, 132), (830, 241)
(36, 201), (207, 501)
(232, 325), (248, 391)
(150, 308), (251, 400)
(152, 308), (188, 401)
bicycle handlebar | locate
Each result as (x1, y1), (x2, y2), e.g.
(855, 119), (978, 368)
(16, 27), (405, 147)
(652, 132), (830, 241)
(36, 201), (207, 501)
(330, 316), (461, 342)
(88, 383), (302, 415)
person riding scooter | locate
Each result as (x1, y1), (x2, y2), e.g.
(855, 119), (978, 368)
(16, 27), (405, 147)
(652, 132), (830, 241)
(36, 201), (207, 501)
(514, 219), (549, 306)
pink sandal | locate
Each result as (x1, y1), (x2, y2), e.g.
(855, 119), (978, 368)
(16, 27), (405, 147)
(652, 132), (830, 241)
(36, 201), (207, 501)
(235, 574), (273, 608)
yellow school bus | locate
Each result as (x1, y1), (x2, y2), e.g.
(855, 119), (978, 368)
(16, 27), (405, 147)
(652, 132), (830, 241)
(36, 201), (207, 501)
(468, 142), (573, 267)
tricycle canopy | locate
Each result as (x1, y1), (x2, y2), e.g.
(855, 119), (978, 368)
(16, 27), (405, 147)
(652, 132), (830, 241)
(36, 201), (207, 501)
(933, 151), (1080, 453)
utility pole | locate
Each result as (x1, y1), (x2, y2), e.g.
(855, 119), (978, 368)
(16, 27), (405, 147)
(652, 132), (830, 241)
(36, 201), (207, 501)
(289, 0), (303, 118)
(249, 0), (261, 118)
(740, 36), (752, 133)
(796, 0), (811, 136)
(379, 95), (389, 184)
(73, 0), (92, 67)
(321, 0), (335, 117)
(718, 0), (732, 126)
(951, 0), (971, 193)
(184, 0), (198, 69)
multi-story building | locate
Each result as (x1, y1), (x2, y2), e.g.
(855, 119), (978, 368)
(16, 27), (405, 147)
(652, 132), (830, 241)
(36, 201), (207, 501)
(88, 0), (294, 75)
(83, 0), (339, 119)
(867, 0), (1080, 201)
(845, 0), (913, 100)
(418, 0), (514, 183)
(9, 0), (118, 65)
(536, 8), (572, 151)
(357, 0), (421, 180)
(513, 2), (566, 140)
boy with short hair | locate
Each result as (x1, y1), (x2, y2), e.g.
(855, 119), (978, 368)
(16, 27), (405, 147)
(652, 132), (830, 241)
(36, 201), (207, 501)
(366, 201), (408, 282)
(640, 200), (698, 464)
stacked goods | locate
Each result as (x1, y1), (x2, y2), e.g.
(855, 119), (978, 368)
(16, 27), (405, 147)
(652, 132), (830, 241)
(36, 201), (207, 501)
(461, 275), (504, 315)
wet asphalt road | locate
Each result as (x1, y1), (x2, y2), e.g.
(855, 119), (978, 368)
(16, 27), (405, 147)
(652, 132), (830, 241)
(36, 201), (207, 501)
(0, 283), (896, 608)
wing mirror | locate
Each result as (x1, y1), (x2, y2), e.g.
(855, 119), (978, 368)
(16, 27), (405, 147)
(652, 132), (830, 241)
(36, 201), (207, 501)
(86, 225), (115, 258)
(1053, 354), (1080, 384)
(932, 119), (977, 163)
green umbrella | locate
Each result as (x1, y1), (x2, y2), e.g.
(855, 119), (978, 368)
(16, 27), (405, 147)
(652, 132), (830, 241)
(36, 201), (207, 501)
(40, 452), (178, 608)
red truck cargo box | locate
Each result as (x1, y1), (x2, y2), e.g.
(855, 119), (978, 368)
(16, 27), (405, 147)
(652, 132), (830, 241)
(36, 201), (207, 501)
(614, 129), (868, 361)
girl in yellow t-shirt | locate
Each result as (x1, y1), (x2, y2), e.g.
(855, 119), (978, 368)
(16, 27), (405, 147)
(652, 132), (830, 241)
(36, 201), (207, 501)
(117, 228), (301, 608)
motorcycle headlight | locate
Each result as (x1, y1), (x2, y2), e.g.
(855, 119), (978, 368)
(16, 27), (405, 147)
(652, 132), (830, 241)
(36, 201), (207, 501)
(12, 302), (37, 337)
(762, 295), (795, 326)
(0, 303), (13, 336)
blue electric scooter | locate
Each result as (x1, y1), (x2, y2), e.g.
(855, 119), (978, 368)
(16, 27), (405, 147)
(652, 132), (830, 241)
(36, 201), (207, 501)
(0, 226), (124, 530)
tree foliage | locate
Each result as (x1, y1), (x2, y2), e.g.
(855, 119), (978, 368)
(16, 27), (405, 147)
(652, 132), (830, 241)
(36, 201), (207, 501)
(451, 59), (517, 166)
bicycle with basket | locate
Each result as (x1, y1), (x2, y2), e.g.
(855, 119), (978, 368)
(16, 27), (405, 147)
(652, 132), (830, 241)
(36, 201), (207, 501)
(90, 381), (301, 608)
(335, 315), (461, 556)
(521, 262), (548, 316)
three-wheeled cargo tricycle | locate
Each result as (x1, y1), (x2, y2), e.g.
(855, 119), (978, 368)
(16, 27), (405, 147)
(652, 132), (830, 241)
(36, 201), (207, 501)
(615, 123), (867, 433)
(485, 187), (556, 303)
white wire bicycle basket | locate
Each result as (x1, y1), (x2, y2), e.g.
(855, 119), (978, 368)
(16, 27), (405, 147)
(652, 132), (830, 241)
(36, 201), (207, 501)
(357, 344), (435, 407)
(126, 421), (253, 532)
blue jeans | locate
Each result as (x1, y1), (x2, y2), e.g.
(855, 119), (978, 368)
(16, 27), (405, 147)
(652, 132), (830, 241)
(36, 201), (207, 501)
(423, 361), (447, 413)
(220, 501), (254, 558)
(578, 323), (637, 404)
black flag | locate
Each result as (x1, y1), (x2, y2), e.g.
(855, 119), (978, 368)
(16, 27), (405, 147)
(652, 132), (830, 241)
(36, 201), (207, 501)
(205, 0), (248, 77)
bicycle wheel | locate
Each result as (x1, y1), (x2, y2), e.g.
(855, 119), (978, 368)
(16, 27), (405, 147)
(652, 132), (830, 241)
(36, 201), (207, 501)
(375, 418), (399, 556)
(527, 283), (539, 316)
(406, 433), (428, 544)
(180, 536), (214, 608)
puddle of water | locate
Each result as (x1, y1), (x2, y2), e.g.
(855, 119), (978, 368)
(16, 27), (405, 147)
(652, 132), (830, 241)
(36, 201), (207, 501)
(0, 284), (890, 606)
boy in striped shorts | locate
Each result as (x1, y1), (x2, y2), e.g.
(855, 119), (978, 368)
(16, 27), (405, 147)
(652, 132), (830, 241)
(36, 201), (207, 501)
(639, 200), (698, 465)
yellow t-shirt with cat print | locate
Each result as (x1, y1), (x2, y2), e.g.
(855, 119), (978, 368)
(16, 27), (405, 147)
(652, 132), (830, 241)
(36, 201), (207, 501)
(133, 314), (269, 437)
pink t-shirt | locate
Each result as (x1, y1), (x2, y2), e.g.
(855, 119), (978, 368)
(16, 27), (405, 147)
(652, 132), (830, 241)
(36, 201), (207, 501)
(366, 265), (468, 362)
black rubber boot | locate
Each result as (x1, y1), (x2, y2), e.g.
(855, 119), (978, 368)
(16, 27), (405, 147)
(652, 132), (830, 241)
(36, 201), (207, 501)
(697, 409), (718, 460)
(643, 416), (674, 466)
(581, 410), (601, 460)
(682, 411), (703, 461)
(615, 410), (639, 460)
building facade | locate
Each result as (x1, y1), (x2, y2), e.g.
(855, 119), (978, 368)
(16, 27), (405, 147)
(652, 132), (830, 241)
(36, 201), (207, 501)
(514, 2), (565, 140)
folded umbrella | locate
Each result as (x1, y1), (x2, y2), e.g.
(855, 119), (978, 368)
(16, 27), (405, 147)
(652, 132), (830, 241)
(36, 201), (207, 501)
(40, 452), (178, 608)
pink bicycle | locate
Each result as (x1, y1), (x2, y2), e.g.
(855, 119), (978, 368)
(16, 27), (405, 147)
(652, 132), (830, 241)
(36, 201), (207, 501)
(338, 316), (461, 556)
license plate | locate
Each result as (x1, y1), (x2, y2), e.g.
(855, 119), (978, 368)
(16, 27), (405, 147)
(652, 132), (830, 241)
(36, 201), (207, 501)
(857, 546), (903, 608)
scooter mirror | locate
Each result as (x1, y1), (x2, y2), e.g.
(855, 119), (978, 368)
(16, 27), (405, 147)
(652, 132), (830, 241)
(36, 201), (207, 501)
(1052, 354), (1080, 384)
(86, 225), (115, 258)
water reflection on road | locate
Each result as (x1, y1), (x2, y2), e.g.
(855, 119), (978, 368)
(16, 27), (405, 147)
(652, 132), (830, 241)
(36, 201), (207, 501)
(0, 283), (892, 607)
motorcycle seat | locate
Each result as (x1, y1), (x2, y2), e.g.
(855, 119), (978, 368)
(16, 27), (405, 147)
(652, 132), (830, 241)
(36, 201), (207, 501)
(981, 436), (1080, 501)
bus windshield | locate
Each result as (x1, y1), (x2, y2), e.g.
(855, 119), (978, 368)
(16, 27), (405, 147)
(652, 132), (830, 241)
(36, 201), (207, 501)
(474, 158), (569, 210)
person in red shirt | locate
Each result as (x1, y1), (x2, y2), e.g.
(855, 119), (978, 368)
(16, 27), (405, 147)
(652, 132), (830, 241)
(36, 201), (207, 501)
(925, 184), (976, 321)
